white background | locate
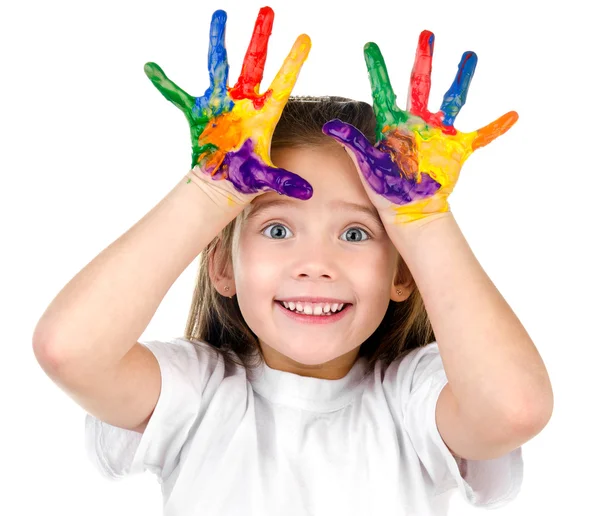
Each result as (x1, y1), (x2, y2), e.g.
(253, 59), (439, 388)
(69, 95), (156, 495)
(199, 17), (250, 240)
(1, 0), (597, 514)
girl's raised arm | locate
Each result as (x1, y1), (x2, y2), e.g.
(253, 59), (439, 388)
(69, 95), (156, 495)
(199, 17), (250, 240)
(32, 7), (312, 432)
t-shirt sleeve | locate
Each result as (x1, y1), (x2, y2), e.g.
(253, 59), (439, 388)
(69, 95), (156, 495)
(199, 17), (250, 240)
(84, 338), (226, 482)
(384, 342), (524, 508)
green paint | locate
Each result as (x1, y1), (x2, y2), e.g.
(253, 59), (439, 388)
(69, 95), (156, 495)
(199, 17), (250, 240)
(364, 42), (410, 139)
(144, 62), (234, 167)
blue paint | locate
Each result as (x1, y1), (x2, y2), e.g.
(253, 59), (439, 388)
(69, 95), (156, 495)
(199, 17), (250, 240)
(194, 10), (234, 120)
(440, 51), (478, 126)
(428, 32), (435, 49)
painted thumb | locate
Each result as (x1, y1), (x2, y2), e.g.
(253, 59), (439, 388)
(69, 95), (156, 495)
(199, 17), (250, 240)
(322, 119), (374, 161)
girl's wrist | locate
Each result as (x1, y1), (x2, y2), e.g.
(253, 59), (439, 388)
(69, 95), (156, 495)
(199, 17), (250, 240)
(378, 192), (452, 228)
(382, 211), (456, 259)
(185, 166), (257, 212)
(382, 210), (453, 235)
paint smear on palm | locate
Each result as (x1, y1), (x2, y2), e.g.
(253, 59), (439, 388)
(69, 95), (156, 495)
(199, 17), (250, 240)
(145, 8), (313, 202)
(324, 32), (517, 224)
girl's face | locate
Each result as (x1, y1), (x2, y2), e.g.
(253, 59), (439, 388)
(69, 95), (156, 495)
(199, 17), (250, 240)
(230, 144), (407, 379)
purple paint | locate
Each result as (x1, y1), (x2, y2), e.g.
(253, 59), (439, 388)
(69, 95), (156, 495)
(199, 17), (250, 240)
(211, 138), (313, 200)
(322, 119), (440, 205)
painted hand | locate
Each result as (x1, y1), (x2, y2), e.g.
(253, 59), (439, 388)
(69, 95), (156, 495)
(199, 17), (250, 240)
(323, 31), (518, 225)
(144, 7), (313, 202)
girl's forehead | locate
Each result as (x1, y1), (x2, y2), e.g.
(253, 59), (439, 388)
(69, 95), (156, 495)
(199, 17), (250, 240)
(272, 147), (370, 197)
(272, 145), (354, 174)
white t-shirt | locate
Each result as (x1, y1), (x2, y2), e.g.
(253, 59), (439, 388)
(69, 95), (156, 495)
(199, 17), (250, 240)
(85, 338), (523, 515)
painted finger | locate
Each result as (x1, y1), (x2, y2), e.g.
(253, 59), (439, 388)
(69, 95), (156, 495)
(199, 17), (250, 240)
(364, 42), (407, 133)
(439, 51), (477, 126)
(144, 62), (195, 113)
(323, 119), (394, 192)
(471, 111), (518, 150)
(322, 119), (377, 158)
(407, 30), (434, 118)
(207, 10), (229, 94)
(323, 119), (441, 205)
(213, 139), (313, 200)
(230, 6), (274, 102)
(264, 34), (311, 115)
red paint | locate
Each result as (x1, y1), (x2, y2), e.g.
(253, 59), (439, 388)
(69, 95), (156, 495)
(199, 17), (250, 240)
(229, 6), (273, 109)
(409, 30), (434, 119)
(407, 30), (458, 135)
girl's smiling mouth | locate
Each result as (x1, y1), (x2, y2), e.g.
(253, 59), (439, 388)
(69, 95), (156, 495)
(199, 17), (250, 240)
(274, 300), (353, 324)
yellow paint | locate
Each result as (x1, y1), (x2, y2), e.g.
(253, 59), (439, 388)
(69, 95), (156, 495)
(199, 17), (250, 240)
(387, 110), (517, 224)
(197, 34), (311, 181)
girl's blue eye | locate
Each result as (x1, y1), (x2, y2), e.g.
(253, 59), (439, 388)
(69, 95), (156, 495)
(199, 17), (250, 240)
(262, 223), (291, 239)
(261, 224), (371, 242)
(341, 227), (370, 242)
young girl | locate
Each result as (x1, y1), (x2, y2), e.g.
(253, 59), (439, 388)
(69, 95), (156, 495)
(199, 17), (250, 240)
(33, 7), (553, 516)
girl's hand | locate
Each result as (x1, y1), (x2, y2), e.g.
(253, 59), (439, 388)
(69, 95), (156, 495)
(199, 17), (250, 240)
(323, 31), (518, 226)
(144, 7), (313, 205)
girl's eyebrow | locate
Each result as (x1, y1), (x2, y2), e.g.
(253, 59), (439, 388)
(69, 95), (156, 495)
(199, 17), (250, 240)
(246, 198), (385, 230)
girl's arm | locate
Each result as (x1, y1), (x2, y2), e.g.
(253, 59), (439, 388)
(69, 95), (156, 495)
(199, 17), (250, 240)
(32, 7), (312, 432)
(324, 31), (553, 459)
(387, 212), (553, 457)
(32, 175), (245, 433)
(32, 174), (243, 370)
(33, 6), (311, 368)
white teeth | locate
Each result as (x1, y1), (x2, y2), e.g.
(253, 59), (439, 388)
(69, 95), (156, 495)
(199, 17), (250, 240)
(280, 301), (346, 315)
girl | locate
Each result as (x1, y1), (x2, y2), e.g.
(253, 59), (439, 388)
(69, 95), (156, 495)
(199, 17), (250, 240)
(32, 7), (553, 516)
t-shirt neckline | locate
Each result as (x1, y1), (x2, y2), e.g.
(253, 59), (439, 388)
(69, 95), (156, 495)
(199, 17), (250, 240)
(248, 355), (371, 412)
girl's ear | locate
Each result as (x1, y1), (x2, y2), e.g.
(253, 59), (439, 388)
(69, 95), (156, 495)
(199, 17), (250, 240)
(391, 280), (415, 302)
(208, 237), (236, 298)
(391, 254), (415, 302)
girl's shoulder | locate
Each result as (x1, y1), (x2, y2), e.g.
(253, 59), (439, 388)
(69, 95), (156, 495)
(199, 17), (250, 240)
(138, 336), (224, 373)
(140, 336), (250, 378)
(379, 340), (443, 391)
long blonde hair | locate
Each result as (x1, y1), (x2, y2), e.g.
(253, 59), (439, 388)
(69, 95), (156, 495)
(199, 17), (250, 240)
(183, 96), (435, 376)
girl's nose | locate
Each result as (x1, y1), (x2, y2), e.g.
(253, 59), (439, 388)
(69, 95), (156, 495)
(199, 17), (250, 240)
(290, 241), (339, 281)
